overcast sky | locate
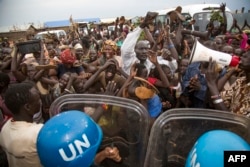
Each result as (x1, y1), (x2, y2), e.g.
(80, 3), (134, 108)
(0, 0), (249, 31)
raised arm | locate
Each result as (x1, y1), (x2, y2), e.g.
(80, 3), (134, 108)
(83, 59), (114, 92)
(148, 50), (170, 88)
(10, 45), (26, 82)
(163, 25), (179, 60)
(220, 3), (228, 34)
(205, 58), (229, 111)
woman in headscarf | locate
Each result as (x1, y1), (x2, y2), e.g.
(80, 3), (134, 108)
(90, 40), (122, 68)
(49, 48), (90, 80)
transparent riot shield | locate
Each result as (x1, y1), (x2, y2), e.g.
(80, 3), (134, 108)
(49, 94), (150, 167)
(144, 108), (250, 167)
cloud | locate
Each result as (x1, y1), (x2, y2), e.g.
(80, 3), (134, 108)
(0, 0), (249, 30)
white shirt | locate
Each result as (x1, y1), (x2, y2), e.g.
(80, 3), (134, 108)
(157, 56), (178, 74)
(121, 27), (154, 75)
(0, 120), (43, 167)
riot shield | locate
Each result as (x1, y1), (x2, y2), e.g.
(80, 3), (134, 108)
(49, 94), (150, 167)
(144, 108), (250, 167)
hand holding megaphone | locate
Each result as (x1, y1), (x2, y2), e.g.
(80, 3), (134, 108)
(190, 39), (240, 67)
(205, 57), (220, 86)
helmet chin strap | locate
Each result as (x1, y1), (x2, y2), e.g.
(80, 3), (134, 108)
(33, 100), (44, 123)
(33, 109), (43, 124)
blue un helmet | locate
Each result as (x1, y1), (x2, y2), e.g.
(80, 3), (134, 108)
(37, 110), (103, 167)
(185, 130), (250, 167)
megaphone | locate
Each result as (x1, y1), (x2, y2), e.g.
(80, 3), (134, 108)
(189, 39), (240, 67)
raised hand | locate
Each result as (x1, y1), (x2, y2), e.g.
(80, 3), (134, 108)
(164, 25), (170, 38)
(101, 58), (116, 70)
(147, 50), (158, 64)
(205, 57), (220, 87)
(101, 81), (119, 96)
(130, 62), (138, 77)
(220, 3), (226, 12)
(189, 77), (201, 91)
(104, 146), (121, 162)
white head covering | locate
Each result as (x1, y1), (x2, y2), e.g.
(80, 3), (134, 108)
(74, 43), (83, 50)
(22, 53), (38, 66)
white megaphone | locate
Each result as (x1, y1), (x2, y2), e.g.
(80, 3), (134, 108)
(189, 39), (240, 67)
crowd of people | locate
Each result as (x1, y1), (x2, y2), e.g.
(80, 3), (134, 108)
(0, 3), (250, 167)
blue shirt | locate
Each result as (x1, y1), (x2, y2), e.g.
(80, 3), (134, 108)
(181, 62), (207, 108)
(57, 63), (84, 78)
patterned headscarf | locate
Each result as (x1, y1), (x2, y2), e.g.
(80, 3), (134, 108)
(60, 49), (76, 64)
(102, 40), (117, 52)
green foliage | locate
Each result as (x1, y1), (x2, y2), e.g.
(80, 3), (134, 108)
(210, 10), (224, 23)
(138, 31), (146, 41)
(133, 17), (141, 27)
(132, 17), (146, 41)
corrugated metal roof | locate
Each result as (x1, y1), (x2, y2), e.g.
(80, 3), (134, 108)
(0, 23), (44, 33)
(44, 18), (101, 27)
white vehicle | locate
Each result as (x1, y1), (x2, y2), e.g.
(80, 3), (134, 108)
(34, 30), (67, 40)
(155, 4), (234, 32)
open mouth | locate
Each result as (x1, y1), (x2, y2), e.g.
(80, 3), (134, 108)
(106, 72), (113, 77)
(140, 55), (147, 59)
(106, 54), (112, 58)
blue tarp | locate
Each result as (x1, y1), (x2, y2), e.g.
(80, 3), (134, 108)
(44, 18), (101, 27)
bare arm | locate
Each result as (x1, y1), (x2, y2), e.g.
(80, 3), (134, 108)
(116, 63), (137, 97)
(220, 3), (228, 34)
(94, 147), (121, 165)
(11, 46), (26, 82)
(205, 58), (229, 111)
(0, 57), (12, 71)
(217, 68), (237, 91)
(143, 27), (157, 51)
(89, 57), (101, 67)
(83, 60), (114, 91)
(164, 37), (179, 60)
(148, 50), (170, 88)
(40, 76), (58, 86)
